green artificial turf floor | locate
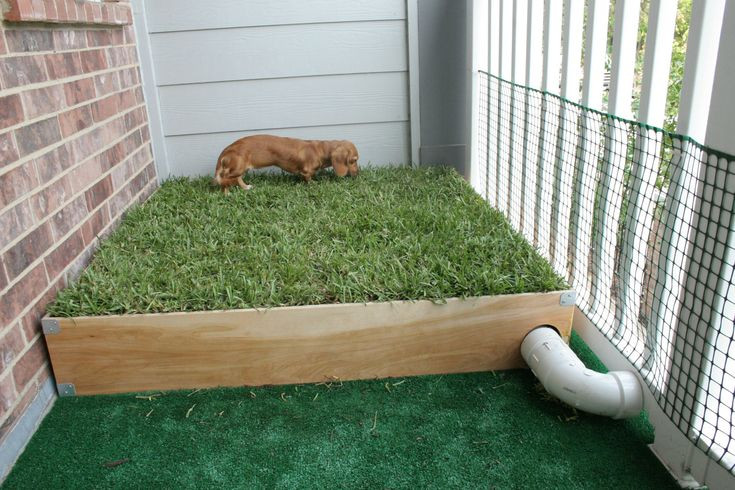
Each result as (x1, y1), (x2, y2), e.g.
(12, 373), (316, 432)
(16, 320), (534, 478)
(48, 166), (566, 317)
(3, 333), (675, 489)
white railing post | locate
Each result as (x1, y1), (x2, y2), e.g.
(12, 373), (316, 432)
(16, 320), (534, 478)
(495, 0), (514, 216)
(590, 0), (640, 331)
(521, 0), (544, 243)
(550, 0), (583, 275)
(534, 0), (562, 259)
(509, 0), (528, 234)
(648, 0), (725, 394)
(486, 0), (501, 205)
(571, 0), (610, 311)
(615, 0), (677, 360)
(677, 0), (735, 476)
(647, 0), (727, 482)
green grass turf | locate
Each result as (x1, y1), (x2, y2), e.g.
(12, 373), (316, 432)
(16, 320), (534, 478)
(2, 333), (675, 489)
(47, 166), (566, 317)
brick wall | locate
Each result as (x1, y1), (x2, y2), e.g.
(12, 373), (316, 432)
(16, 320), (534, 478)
(0, 0), (158, 445)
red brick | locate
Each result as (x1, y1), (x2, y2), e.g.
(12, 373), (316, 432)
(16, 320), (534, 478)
(62, 77), (95, 106)
(21, 84), (65, 120)
(84, 2), (94, 22)
(1, 55), (47, 88)
(94, 71), (119, 97)
(0, 201), (35, 251)
(63, 244), (94, 282)
(0, 263), (7, 291)
(54, 0), (68, 21)
(58, 105), (93, 138)
(0, 375), (17, 419)
(69, 156), (103, 194)
(14, 117), (61, 157)
(65, 0), (78, 22)
(70, 116), (125, 161)
(117, 67), (138, 89)
(50, 194), (87, 239)
(110, 28), (124, 46)
(0, 161), (40, 209)
(30, 0), (45, 18)
(117, 88), (136, 111)
(123, 25), (135, 44)
(44, 52), (82, 80)
(0, 263), (48, 328)
(45, 228), (85, 280)
(0, 325), (26, 372)
(53, 29), (86, 50)
(91, 2), (102, 23)
(123, 106), (145, 132)
(0, 30), (7, 56)
(80, 48), (107, 73)
(12, 338), (47, 390)
(101, 4), (111, 24)
(0, 133), (19, 167)
(101, 138), (126, 170)
(15, 0), (32, 19)
(85, 175), (113, 210)
(20, 278), (63, 342)
(4, 222), (54, 280)
(106, 45), (129, 67)
(29, 177), (72, 223)
(90, 93), (119, 122)
(0, 94), (24, 130)
(81, 202), (110, 245)
(43, 0), (57, 19)
(140, 125), (150, 142)
(4, 29), (54, 53)
(86, 30), (112, 47)
(34, 143), (73, 181)
(29, 177), (73, 223)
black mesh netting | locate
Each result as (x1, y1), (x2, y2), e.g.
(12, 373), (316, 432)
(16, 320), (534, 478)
(478, 71), (735, 473)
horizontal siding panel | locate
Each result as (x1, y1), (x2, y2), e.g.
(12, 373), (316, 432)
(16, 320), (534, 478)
(158, 72), (409, 136)
(145, 0), (406, 33)
(151, 21), (407, 86)
(165, 122), (411, 177)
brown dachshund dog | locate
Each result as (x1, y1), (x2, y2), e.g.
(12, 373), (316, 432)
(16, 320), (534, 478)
(214, 135), (359, 193)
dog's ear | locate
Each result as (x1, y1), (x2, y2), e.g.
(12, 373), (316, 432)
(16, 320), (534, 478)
(331, 145), (349, 177)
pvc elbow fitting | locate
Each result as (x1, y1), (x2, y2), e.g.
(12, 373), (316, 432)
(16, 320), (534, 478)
(521, 327), (644, 419)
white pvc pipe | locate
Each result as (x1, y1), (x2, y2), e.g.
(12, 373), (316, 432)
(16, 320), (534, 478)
(521, 327), (644, 419)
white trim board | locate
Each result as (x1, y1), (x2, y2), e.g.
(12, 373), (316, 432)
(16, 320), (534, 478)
(0, 377), (56, 484)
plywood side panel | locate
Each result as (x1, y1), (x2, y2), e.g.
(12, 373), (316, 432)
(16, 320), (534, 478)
(151, 21), (407, 86)
(45, 292), (574, 395)
(145, 0), (406, 33)
(165, 122), (411, 177)
(158, 72), (409, 136)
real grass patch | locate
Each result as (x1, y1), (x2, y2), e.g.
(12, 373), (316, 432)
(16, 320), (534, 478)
(2, 333), (676, 489)
(48, 166), (566, 317)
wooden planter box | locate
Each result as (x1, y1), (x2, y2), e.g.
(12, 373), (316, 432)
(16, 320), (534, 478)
(42, 290), (575, 396)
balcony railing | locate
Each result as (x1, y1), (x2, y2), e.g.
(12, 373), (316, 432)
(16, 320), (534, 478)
(472, 0), (735, 483)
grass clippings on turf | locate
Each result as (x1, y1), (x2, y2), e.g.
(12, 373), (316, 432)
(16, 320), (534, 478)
(48, 166), (566, 317)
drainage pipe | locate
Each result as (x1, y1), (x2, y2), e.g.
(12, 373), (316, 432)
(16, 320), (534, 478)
(521, 326), (644, 419)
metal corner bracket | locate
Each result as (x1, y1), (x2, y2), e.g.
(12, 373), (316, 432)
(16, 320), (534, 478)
(57, 383), (76, 397)
(42, 318), (60, 335)
(560, 291), (577, 307)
